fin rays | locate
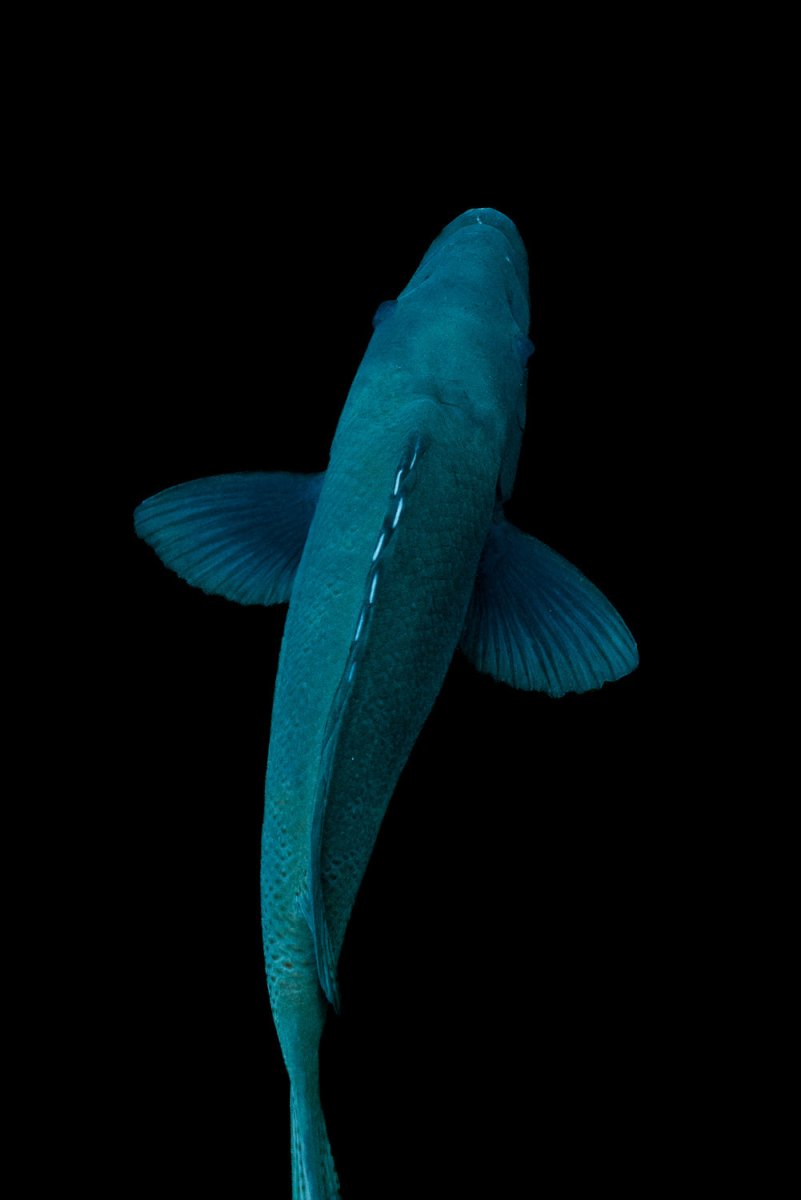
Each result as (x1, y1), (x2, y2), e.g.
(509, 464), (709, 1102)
(460, 518), (638, 697)
(134, 471), (325, 606)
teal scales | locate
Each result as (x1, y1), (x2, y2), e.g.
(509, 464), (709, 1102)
(134, 209), (638, 1199)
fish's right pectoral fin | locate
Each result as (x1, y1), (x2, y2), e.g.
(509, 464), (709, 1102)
(460, 515), (639, 697)
(134, 471), (325, 605)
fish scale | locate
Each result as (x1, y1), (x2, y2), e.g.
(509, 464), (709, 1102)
(316, 431), (496, 966)
(263, 407), (497, 1003)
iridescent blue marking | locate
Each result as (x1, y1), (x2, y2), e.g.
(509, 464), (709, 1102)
(392, 497), (404, 529)
(341, 435), (427, 704)
(354, 609), (365, 642)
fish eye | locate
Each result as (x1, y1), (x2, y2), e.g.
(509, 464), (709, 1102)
(372, 300), (397, 329)
(515, 334), (535, 365)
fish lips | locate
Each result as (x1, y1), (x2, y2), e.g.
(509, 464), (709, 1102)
(404, 207), (530, 333)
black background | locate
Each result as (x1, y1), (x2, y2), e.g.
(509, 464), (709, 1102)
(69, 48), (703, 1198)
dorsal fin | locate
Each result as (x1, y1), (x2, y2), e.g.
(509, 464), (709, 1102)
(302, 435), (425, 1009)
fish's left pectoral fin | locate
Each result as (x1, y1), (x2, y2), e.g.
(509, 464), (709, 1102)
(459, 517), (639, 697)
(134, 471), (325, 605)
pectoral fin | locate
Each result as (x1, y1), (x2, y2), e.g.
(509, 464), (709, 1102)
(460, 517), (638, 697)
(134, 472), (324, 605)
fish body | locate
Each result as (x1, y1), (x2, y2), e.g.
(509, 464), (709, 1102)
(134, 209), (638, 1198)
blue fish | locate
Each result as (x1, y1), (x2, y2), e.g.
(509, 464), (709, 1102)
(135, 207), (638, 1198)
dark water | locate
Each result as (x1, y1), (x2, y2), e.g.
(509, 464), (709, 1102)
(71, 61), (698, 1198)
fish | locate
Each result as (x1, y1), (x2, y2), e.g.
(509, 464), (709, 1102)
(134, 207), (638, 1198)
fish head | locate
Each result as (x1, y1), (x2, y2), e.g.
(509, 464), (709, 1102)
(391, 208), (532, 501)
(403, 208), (530, 339)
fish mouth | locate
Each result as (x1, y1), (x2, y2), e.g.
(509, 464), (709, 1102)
(437, 208), (527, 261)
(410, 208), (530, 330)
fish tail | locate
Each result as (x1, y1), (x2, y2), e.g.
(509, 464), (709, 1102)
(290, 1073), (341, 1200)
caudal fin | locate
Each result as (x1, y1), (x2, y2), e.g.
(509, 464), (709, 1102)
(290, 1083), (341, 1200)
